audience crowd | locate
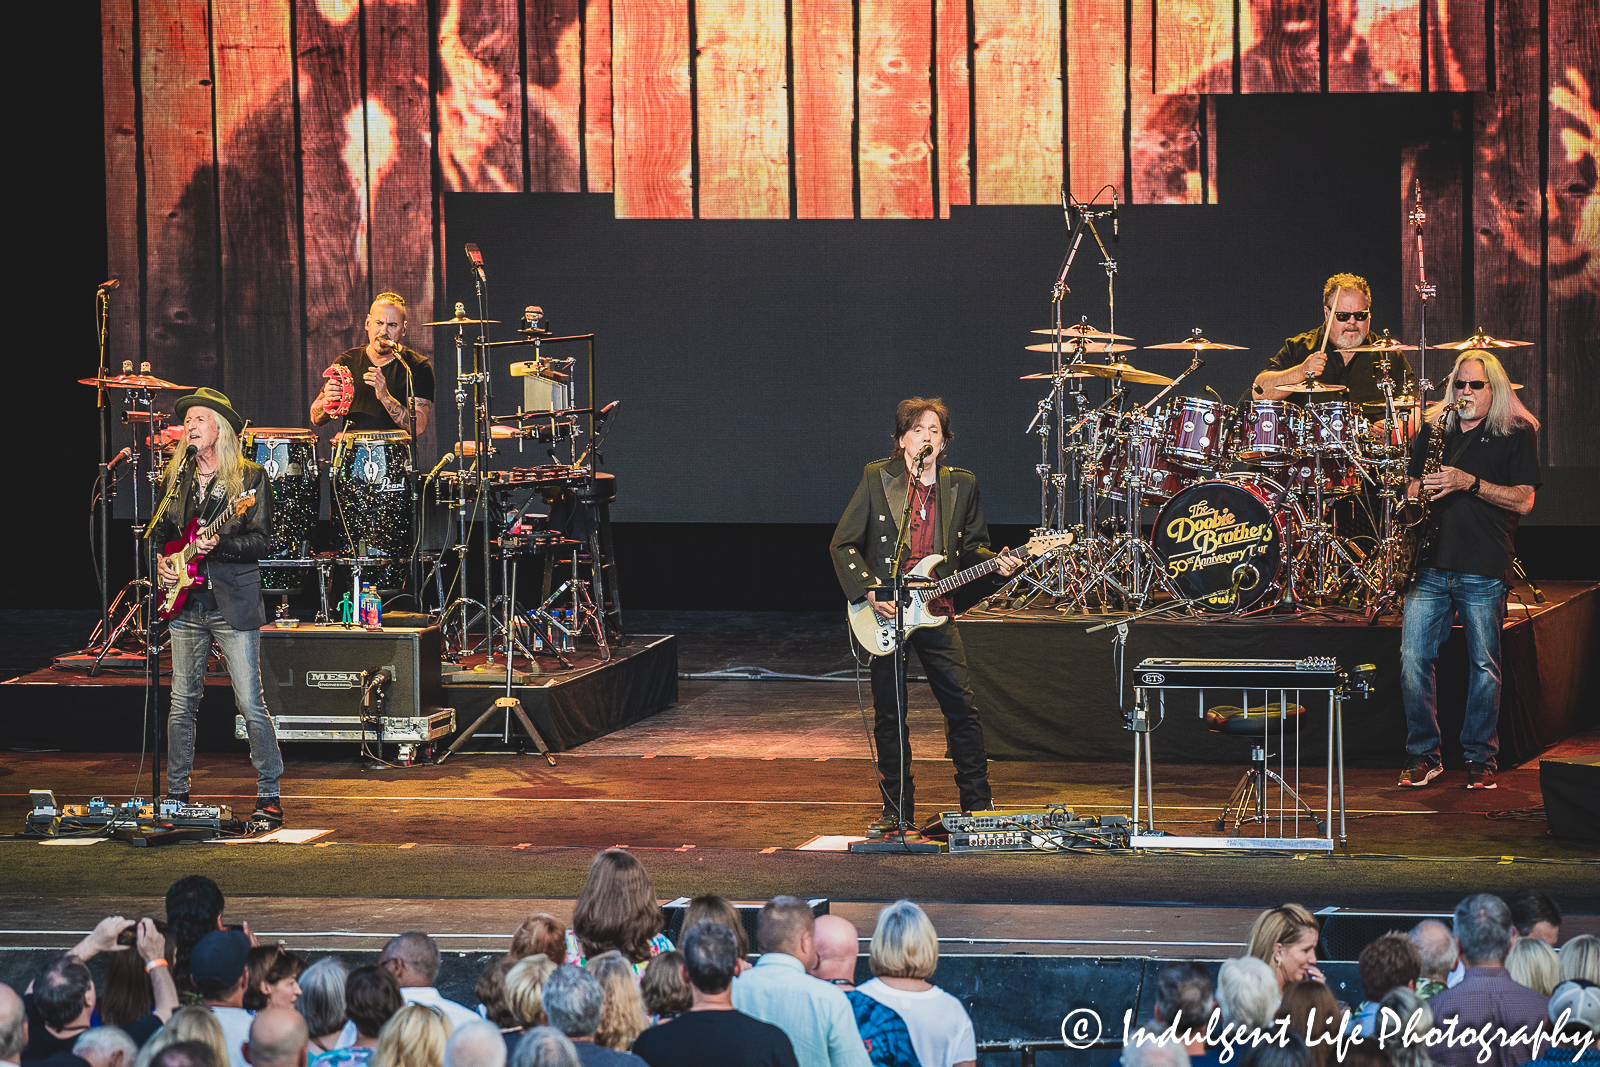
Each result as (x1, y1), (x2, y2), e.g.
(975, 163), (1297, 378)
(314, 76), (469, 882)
(3, 860), (1596, 1067)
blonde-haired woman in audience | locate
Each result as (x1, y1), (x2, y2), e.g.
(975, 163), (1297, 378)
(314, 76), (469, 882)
(587, 951), (651, 1050)
(1218, 956), (1281, 1033)
(1377, 987), (1433, 1067)
(373, 1004), (452, 1067)
(505, 954), (560, 1033)
(134, 1006), (232, 1067)
(1559, 934), (1600, 985)
(1507, 936), (1561, 996)
(565, 849), (674, 973)
(1247, 905), (1325, 989)
(854, 900), (976, 1067)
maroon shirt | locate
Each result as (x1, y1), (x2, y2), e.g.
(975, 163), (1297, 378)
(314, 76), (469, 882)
(904, 479), (955, 618)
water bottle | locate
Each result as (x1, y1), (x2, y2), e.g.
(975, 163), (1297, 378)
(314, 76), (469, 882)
(361, 584), (383, 631)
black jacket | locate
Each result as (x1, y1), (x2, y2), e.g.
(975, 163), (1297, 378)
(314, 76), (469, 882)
(150, 460), (274, 631)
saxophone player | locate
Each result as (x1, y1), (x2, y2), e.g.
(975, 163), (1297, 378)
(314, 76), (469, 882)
(1397, 350), (1540, 790)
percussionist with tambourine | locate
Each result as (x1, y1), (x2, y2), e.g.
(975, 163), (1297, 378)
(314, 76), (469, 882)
(311, 291), (436, 434)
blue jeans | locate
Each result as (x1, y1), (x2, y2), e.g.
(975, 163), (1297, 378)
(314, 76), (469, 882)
(1399, 567), (1506, 770)
(167, 605), (283, 797)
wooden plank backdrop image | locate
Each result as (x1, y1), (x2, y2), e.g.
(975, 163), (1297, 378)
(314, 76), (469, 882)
(102, 0), (1594, 465)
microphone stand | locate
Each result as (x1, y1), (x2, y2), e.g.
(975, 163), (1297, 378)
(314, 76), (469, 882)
(141, 450), (194, 800)
(95, 287), (113, 649)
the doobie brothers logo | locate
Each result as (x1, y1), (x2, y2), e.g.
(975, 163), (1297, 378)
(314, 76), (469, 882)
(1162, 498), (1274, 578)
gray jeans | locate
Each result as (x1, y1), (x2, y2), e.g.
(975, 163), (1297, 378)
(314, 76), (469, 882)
(167, 605), (283, 798)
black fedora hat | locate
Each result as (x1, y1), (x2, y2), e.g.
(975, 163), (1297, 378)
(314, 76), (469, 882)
(173, 387), (246, 435)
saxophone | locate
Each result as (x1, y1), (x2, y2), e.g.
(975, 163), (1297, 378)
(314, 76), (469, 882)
(1393, 399), (1467, 597)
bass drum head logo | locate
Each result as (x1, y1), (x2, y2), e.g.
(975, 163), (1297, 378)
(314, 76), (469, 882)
(1152, 480), (1283, 612)
(307, 671), (362, 689)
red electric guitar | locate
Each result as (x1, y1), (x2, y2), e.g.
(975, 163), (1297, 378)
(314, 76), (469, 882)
(322, 363), (355, 418)
(156, 489), (258, 621)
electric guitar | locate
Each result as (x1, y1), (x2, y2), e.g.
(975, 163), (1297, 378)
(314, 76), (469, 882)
(157, 489), (258, 620)
(847, 531), (1074, 656)
(322, 363), (355, 418)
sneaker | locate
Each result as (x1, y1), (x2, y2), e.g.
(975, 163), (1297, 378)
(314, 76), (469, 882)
(1466, 764), (1497, 789)
(866, 808), (909, 839)
(1398, 757), (1442, 787)
(253, 796), (284, 829)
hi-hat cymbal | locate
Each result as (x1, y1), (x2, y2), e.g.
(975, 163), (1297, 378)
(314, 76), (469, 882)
(1019, 371), (1100, 380)
(1075, 363), (1175, 386)
(1024, 342), (1136, 355)
(1431, 329), (1533, 349)
(1030, 325), (1134, 341)
(1287, 381), (1349, 394)
(423, 316), (500, 326)
(80, 373), (194, 391)
(1144, 336), (1249, 351)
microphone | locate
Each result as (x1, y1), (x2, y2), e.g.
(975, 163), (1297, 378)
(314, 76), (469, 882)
(1110, 189), (1119, 242)
(1061, 185), (1075, 226)
(596, 400), (621, 421)
(916, 444), (933, 460)
(465, 243), (486, 280)
(1227, 563), (1259, 606)
(98, 279), (120, 292)
(184, 444), (198, 461)
(107, 446), (135, 471)
(425, 452), (457, 478)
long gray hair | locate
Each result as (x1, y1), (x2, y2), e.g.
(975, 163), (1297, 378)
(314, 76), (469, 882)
(1424, 350), (1540, 436)
(161, 407), (247, 502)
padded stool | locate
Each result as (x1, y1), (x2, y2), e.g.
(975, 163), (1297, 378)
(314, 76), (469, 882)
(1205, 703), (1325, 835)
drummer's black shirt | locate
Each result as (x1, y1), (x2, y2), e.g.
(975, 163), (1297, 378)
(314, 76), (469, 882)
(1259, 325), (1413, 409)
(1406, 419), (1541, 580)
(331, 346), (437, 431)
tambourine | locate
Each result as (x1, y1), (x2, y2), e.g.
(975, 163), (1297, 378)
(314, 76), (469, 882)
(322, 364), (355, 418)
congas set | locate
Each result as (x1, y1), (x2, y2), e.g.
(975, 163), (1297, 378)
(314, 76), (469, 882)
(242, 428), (321, 592)
(1151, 478), (1294, 611)
(331, 430), (414, 589)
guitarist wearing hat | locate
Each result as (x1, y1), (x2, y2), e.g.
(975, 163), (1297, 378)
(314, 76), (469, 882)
(151, 387), (284, 828)
(830, 397), (1022, 838)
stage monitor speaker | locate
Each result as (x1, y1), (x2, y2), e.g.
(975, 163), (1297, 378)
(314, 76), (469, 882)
(1540, 756), (1600, 842)
(1314, 909), (1450, 961)
(658, 897), (830, 951)
(260, 626), (444, 718)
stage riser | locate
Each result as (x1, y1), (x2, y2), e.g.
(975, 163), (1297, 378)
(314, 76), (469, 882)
(0, 949), (1358, 1063)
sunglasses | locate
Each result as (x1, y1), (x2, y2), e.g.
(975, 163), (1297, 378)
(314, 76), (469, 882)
(1329, 310), (1371, 322)
(1455, 379), (1489, 391)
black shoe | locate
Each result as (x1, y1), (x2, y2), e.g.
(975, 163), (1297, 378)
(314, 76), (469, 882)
(866, 807), (910, 839)
(164, 793), (189, 806)
(253, 796), (284, 829)
(1398, 757), (1442, 787)
(1466, 763), (1497, 790)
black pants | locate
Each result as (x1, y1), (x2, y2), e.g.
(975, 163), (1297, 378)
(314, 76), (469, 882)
(868, 621), (992, 816)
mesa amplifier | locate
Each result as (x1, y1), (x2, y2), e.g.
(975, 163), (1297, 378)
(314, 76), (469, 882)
(258, 625), (445, 719)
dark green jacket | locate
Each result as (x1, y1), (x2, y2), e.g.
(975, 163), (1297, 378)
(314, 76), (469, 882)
(829, 457), (998, 604)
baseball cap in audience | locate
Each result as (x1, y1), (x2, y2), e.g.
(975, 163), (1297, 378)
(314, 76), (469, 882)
(190, 931), (252, 988)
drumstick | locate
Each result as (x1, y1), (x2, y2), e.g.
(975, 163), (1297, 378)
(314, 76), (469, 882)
(1308, 288), (1340, 386)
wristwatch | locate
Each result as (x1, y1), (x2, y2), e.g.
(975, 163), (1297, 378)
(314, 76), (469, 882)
(1468, 476), (1482, 495)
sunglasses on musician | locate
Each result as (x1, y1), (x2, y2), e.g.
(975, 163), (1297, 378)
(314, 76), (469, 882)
(1455, 379), (1489, 390)
(1330, 310), (1370, 322)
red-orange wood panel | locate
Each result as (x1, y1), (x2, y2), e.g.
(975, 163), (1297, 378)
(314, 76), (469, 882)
(1544, 0), (1599, 465)
(1132, 0), (1205, 202)
(972, 0), (1063, 204)
(1240, 0), (1320, 91)
(211, 0), (304, 423)
(139, 0), (218, 390)
(697, 0), (791, 218)
(612, 0), (694, 217)
(1331, 0), (1421, 91)
(860, 0), (935, 217)
(935, 0), (970, 216)
(1155, 0), (1234, 94)
(527, 0), (584, 192)
(1066, 0), (1126, 203)
(296, 0), (368, 371)
(584, 0), (615, 192)
(102, 0), (142, 374)
(1399, 137), (1463, 361)
(438, 0), (525, 192)
(792, 0), (854, 218)
(1429, 0), (1487, 91)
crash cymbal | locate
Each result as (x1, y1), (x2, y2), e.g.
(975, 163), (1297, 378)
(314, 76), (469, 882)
(1345, 339), (1421, 353)
(1019, 371), (1100, 380)
(1030, 325), (1134, 341)
(1024, 342), (1136, 355)
(79, 373), (194, 391)
(1286, 381), (1349, 394)
(1144, 336), (1249, 351)
(1075, 363), (1175, 386)
(1431, 329), (1533, 349)
(1362, 396), (1422, 409)
(422, 316), (500, 326)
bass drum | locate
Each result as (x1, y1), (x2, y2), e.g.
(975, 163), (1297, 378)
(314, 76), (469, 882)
(1151, 478), (1293, 612)
(243, 429), (320, 593)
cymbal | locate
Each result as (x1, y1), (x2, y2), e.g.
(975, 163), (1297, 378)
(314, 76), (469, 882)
(1431, 329), (1533, 349)
(1025, 342), (1136, 355)
(422, 316), (500, 326)
(1030, 325), (1134, 341)
(1362, 397), (1422, 409)
(120, 411), (173, 423)
(1345, 339), (1421, 353)
(1019, 371), (1100, 380)
(1144, 336), (1249, 351)
(80, 373), (193, 391)
(1074, 363), (1175, 386)
(1286, 381), (1349, 394)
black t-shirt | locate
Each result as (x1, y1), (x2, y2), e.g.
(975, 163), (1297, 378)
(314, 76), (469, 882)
(1261, 325), (1413, 408)
(1407, 420), (1541, 580)
(631, 1010), (801, 1067)
(21, 994), (163, 1060)
(331, 346), (436, 432)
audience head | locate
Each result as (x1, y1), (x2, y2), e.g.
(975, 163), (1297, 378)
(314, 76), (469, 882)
(165, 876), (226, 991)
(1453, 894), (1514, 966)
(509, 915), (565, 963)
(33, 952), (95, 1031)
(373, 1003), (453, 1067)
(345, 963), (406, 1040)
(682, 921), (740, 996)
(1121, 1020), (1193, 1067)
(245, 1009), (309, 1067)
(586, 951), (649, 1051)
(0, 984), (25, 1065)
(571, 850), (664, 965)
(1246, 905), (1320, 989)
(809, 915), (859, 984)
(474, 955), (520, 1028)
(1154, 962), (1216, 1029)
(242, 946), (304, 1012)
(1276, 981), (1340, 1067)
(101, 921), (170, 1027)
(507, 1028), (579, 1067)
(541, 965), (604, 1040)
(1408, 920), (1458, 982)
(150, 1042), (218, 1067)
(1218, 956), (1280, 1032)
(149, 1006), (231, 1067)
(1505, 889), (1562, 945)
(295, 957), (349, 1041)
(190, 931), (252, 1004)
(1239, 1030), (1310, 1067)
(380, 931), (441, 988)
(1377, 987), (1433, 1067)
(1358, 933), (1421, 1002)
(640, 951), (692, 1016)
(74, 1027), (138, 1067)
(443, 1020), (507, 1067)
(868, 900), (939, 982)
(681, 896), (749, 959)
(503, 954), (559, 1030)
(1559, 934), (1600, 984)
(1547, 980), (1600, 1044)
(756, 896), (817, 967)
(1505, 936), (1561, 996)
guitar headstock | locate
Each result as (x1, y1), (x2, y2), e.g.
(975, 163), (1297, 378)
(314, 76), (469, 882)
(233, 489), (257, 516)
(1019, 531), (1075, 558)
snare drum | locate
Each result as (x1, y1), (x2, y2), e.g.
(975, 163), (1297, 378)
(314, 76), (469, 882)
(1234, 400), (1301, 464)
(1161, 397), (1234, 470)
(243, 429), (320, 592)
(331, 431), (414, 590)
(1096, 415), (1188, 504)
(1151, 477), (1293, 611)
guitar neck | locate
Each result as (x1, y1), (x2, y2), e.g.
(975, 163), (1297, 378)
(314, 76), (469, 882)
(919, 552), (1011, 600)
(176, 495), (245, 562)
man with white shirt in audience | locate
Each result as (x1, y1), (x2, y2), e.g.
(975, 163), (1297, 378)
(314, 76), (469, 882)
(732, 898), (871, 1067)
(378, 933), (479, 1030)
(192, 931), (256, 1067)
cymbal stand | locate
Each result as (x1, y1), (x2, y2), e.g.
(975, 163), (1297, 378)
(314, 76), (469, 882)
(1286, 429), (1374, 606)
(89, 379), (164, 670)
(434, 308), (490, 656)
(1409, 180), (1437, 405)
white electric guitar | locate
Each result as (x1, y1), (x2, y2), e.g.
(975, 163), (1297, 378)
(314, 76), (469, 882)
(847, 531), (1074, 656)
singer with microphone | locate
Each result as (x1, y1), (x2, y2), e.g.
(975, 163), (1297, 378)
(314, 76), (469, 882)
(150, 388), (284, 828)
(311, 291), (436, 434)
(829, 398), (1022, 837)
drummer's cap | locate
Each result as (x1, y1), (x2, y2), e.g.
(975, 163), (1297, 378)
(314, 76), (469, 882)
(174, 387), (246, 435)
